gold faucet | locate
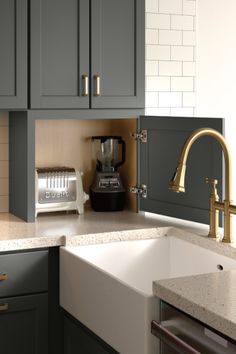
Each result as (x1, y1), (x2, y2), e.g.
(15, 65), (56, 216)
(170, 127), (236, 243)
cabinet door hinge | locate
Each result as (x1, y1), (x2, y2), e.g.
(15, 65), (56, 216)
(130, 129), (147, 143)
(130, 184), (147, 198)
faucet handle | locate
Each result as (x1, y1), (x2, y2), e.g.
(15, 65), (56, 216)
(205, 177), (219, 200)
(205, 177), (218, 186)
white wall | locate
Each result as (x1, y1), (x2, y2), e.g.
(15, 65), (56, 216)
(145, 0), (196, 116)
(196, 0), (236, 200)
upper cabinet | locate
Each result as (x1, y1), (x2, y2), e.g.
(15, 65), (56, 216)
(0, 0), (144, 111)
(30, 0), (90, 109)
(91, 0), (144, 109)
(0, 0), (27, 109)
(30, 0), (144, 110)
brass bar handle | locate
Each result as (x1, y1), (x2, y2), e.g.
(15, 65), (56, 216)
(0, 303), (8, 312)
(151, 320), (201, 354)
(0, 273), (8, 281)
(82, 75), (89, 96)
(94, 75), (101, 96)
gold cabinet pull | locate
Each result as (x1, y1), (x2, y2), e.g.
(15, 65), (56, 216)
(0, 273), (8, 281)
(94, 75), (101, 96)
(0, 303), (8, 311)
(82, 75), (89, 96)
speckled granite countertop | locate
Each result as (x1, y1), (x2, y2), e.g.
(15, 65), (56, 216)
(153, 270), (236, 341)
(152, 228), (236, 341)
(0, 210), (208, 252)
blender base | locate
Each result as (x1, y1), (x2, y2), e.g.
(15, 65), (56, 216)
(90, 190), (126, 212)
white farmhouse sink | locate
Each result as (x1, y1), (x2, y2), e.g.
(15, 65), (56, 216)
(60, 231), (236, 354)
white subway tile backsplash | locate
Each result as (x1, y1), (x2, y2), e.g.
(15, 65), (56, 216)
(145, 61), (159, 76)
(0, 179), (9, 195)
(159, 61), (182, 76)
(171, 107), (194, 116)
(145, 107), (171, 116)
(183, 31), (195, 45)
(159, 92), (182, 107)
(159, 0), (182, 15)
(171, 77), (194, 91)
(146, 76), (170, 91)
(146, 45), (170, 60)
(171, 46), (194, 61)
(144, 0), (196, 118)
(171, 15), (194, 30)
(145, 0), (159, 13)
(146, 13), (170, 29)
(146, 29), (159, 44)
(159, 30), (182, 45)
(183, 61), (196, 76)
(0, 196), (9, 212)
(0, 161), (9, 178)
(183, 92), (196, 107)
(0, 144), (9, 161)
(0, 127), (9, 144)
(183, 0), (196, 15)
(145, 92), (159, 107)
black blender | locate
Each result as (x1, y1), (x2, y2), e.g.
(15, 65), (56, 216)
(90, 136), (126, 211)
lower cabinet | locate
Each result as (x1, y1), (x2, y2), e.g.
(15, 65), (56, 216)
(0, 249), (49, 354)
(0, 293), (48, 354)
(63, 312), (118, 354)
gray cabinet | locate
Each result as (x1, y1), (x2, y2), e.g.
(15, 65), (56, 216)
(138, 116), (223, 224)
(0, 294), (48, 354)
(0, 0), (27, 109)
(91, 0), (144, 109)
(63, 312), (118, 354)
(0, 249), (49, 354)
(30, 0), (89, 109)
(30, 0), (144, 109)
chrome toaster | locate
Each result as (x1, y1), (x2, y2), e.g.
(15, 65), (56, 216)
(35, 167), (89, 217)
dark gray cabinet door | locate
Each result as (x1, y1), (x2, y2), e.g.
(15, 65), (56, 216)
(91, 0), (145, 109)
(0, 293), (48, 354)
(139, 116), (223, 224)
(30, 0), (89, 109)
(0, 0), (27, 109)
(0, 250), (48, 297)
(64, 313), (118, 354)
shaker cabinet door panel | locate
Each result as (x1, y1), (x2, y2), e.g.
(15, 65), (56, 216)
(0, 293), (48, 354)
(30, 0), (89, 109)
(139, 116), (224, 224)
(91, 0), (145, 109)
(0, 0), (27, 109)
(0, 250), (48, 298)
(64, 313), (118, 354)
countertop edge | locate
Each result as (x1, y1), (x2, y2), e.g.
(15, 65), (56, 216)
(153, 279), (236, 341)
(0, 235), (64, 252)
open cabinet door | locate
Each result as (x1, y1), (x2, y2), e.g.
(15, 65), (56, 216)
(138, 116), (224, 224)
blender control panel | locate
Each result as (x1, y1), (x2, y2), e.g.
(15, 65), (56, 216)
(99, 176), (120, 188)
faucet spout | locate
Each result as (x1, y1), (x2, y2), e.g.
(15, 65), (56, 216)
(170, 128), (232, 201)
(170, 127), (235, 243)
(170, 163), (186, 193)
